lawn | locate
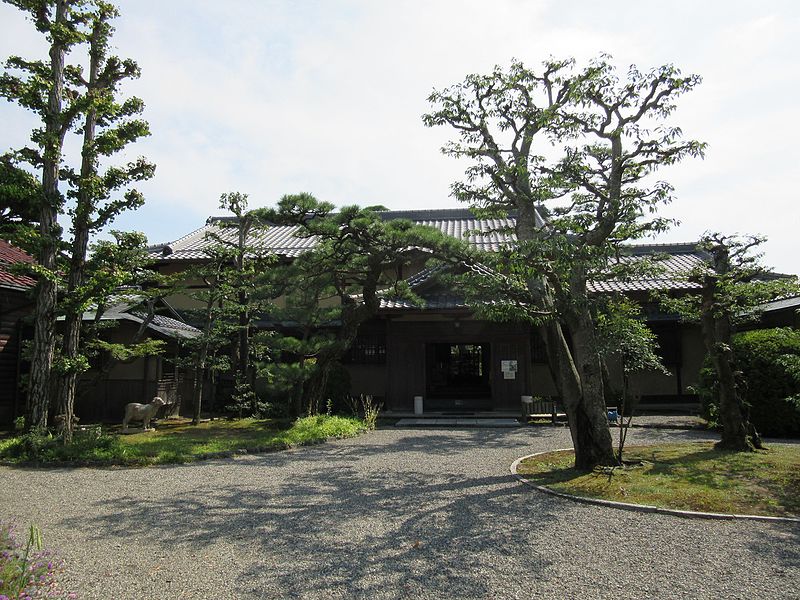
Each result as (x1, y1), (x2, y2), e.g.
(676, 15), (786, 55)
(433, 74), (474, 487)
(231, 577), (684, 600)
(516, 442), (800, 518)
(0, 415), (366, 466)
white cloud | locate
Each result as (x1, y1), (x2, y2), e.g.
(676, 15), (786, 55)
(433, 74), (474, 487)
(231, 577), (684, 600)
(1, 0), (798, 273)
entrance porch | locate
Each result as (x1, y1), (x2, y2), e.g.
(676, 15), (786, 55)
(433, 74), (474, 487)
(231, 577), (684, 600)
(384, 318), (532, 413)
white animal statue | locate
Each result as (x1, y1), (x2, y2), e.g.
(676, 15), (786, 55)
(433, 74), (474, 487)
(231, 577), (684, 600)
(122, 396), (166, 432)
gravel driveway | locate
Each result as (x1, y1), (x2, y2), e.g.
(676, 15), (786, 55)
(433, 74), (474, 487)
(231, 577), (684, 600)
(1, 426), (797, 599)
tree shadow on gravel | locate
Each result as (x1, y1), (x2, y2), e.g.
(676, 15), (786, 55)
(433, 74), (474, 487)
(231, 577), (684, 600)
(59, 430), (562, 598)
(747, 522), (800, 570)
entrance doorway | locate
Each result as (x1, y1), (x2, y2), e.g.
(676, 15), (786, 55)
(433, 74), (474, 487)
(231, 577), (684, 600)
(425, 343), (492, 411)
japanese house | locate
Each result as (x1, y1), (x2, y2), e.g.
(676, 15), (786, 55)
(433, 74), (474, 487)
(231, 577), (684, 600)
(149, 208), (712, 413)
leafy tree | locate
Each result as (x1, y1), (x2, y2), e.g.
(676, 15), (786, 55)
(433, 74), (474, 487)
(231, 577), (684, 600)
(0, 155), (40, 246)
(190, 192), (277, 418)
(74, 231), (172, 403)
(662, 234), (799, 450)
(1, 0), (90, 432)
(56, 1), (154, 442)
(695, 328), (800, 438)
(182, 281), (232, 424)
(424, 57), (704, 469)
(595, 296), (667, 460)
(255, 248), (341, 417)
(258, 194), (462, 416)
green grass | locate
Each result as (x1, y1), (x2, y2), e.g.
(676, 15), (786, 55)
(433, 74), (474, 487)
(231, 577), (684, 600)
(0, 415), (366, 467)
(516, 442), (800, 518)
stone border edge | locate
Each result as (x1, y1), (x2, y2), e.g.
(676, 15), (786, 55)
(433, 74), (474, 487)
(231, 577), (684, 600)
(510, 450), (800, 524)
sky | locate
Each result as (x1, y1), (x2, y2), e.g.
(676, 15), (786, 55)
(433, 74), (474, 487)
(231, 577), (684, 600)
(1, 0), (798, 274)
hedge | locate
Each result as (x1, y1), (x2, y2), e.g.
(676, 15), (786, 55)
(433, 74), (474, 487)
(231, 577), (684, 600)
(697, 327), (800, 437)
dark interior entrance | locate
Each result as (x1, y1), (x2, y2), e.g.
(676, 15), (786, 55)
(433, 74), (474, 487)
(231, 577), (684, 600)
(425, 343), (492, 411)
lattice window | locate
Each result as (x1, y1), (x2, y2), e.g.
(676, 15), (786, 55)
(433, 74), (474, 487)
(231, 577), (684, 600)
(344, 335), (387, 364)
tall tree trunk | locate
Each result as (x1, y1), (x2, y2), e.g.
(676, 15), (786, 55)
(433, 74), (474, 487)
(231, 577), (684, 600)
(700, 283), (759, 451)
(517, 207), (615, 470)
(28, 0), (69, 432)
(566, 300), (617, 469)
(192, 293), (215, 424)
(57, 21), (101, 443)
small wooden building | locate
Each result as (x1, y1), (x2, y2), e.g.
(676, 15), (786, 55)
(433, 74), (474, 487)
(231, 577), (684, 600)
(0, 240), (35, 426)
(70, 300), (201, 422)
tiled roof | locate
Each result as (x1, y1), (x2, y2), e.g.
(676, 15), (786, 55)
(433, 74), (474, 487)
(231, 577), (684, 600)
(380, 295), (469, 310)
(759, 296), (800, 313)
(587, 245), (705, 293)
(378, 243), (706, 310)
(0, 240), (36, 290)
(148, 209), (521, 262)
(71, 300), (201, 340)
(151, 210), (708, 306)
(148, 220), (316, 262)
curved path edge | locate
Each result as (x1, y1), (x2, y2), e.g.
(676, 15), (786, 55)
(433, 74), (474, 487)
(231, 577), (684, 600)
(510, 449), (800, 524)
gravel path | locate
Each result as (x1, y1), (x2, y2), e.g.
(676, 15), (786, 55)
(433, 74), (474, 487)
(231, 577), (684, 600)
(1, 426), (797, 599)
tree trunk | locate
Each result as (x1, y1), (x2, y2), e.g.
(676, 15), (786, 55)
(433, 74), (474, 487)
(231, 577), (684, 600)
(57, 21), (101, 443)
(517, 207), (615, 470)
(567, 302), (617, 469)
(192, 293), (215, 424)
(191, 370), (204, 425)
(700, 283), (759, 451)
(28, 0), (69, 433)
(57, 314), (81, 443)
(304, 356), (332, 416)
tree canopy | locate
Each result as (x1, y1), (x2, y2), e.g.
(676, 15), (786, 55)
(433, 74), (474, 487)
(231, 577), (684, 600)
(424, 57), (704, 469)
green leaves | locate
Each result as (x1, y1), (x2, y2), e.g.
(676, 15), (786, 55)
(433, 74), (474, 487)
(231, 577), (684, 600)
(670, 233), (800, 325)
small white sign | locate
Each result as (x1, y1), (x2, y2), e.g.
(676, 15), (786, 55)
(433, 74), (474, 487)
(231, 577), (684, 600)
(504, 371), (516, 379)
(501, 360), (518, 373)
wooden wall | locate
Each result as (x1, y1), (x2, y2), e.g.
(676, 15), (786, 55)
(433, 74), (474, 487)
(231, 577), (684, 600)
(0, 289), (32, 426)
(384, 318), (531, 411)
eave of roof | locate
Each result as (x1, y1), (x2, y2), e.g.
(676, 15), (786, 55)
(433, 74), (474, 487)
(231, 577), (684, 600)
(64, 299), (202, 340)
(0, 240), (36, 290)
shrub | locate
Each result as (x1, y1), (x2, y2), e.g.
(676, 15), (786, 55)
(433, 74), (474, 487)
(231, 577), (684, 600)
(697, 327), (800, 437)
(322, 362), (352, 414)
(0, 431), (126, 464)
(0, 522), (76, 599)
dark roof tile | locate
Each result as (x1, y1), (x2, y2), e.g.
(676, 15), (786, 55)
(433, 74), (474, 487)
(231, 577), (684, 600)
(0, 240), (36, 290)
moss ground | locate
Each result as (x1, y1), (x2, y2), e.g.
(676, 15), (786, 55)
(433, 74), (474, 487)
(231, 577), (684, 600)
(516, 442), (800, 517)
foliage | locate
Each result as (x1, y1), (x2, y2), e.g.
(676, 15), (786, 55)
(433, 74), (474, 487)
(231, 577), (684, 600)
(322, 362), (352, 413)
(359, 394), (382, 430)
(595, 297), (666, 377)
(255, 194), (464, 416)
(0, 416), (366, 466)
(1, 1), (155, 437)
(0, 429), (125, 463)
(1, 0), (93, 432)
(181, 191), (277, 420)
(0, 522), (76, 600)
(0, 155), (40, 248)
(595, 296), (667, 460)
(54, 1), (154, 443)
(85, 338), (165, 362)
(661, 234), (799, 449)
(661, 234), (799, 325)
(516, 442), (800, 517)
(424, 56), (704, 469)
(696, 328), (800, 437)
(224, 380), (274, 420)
